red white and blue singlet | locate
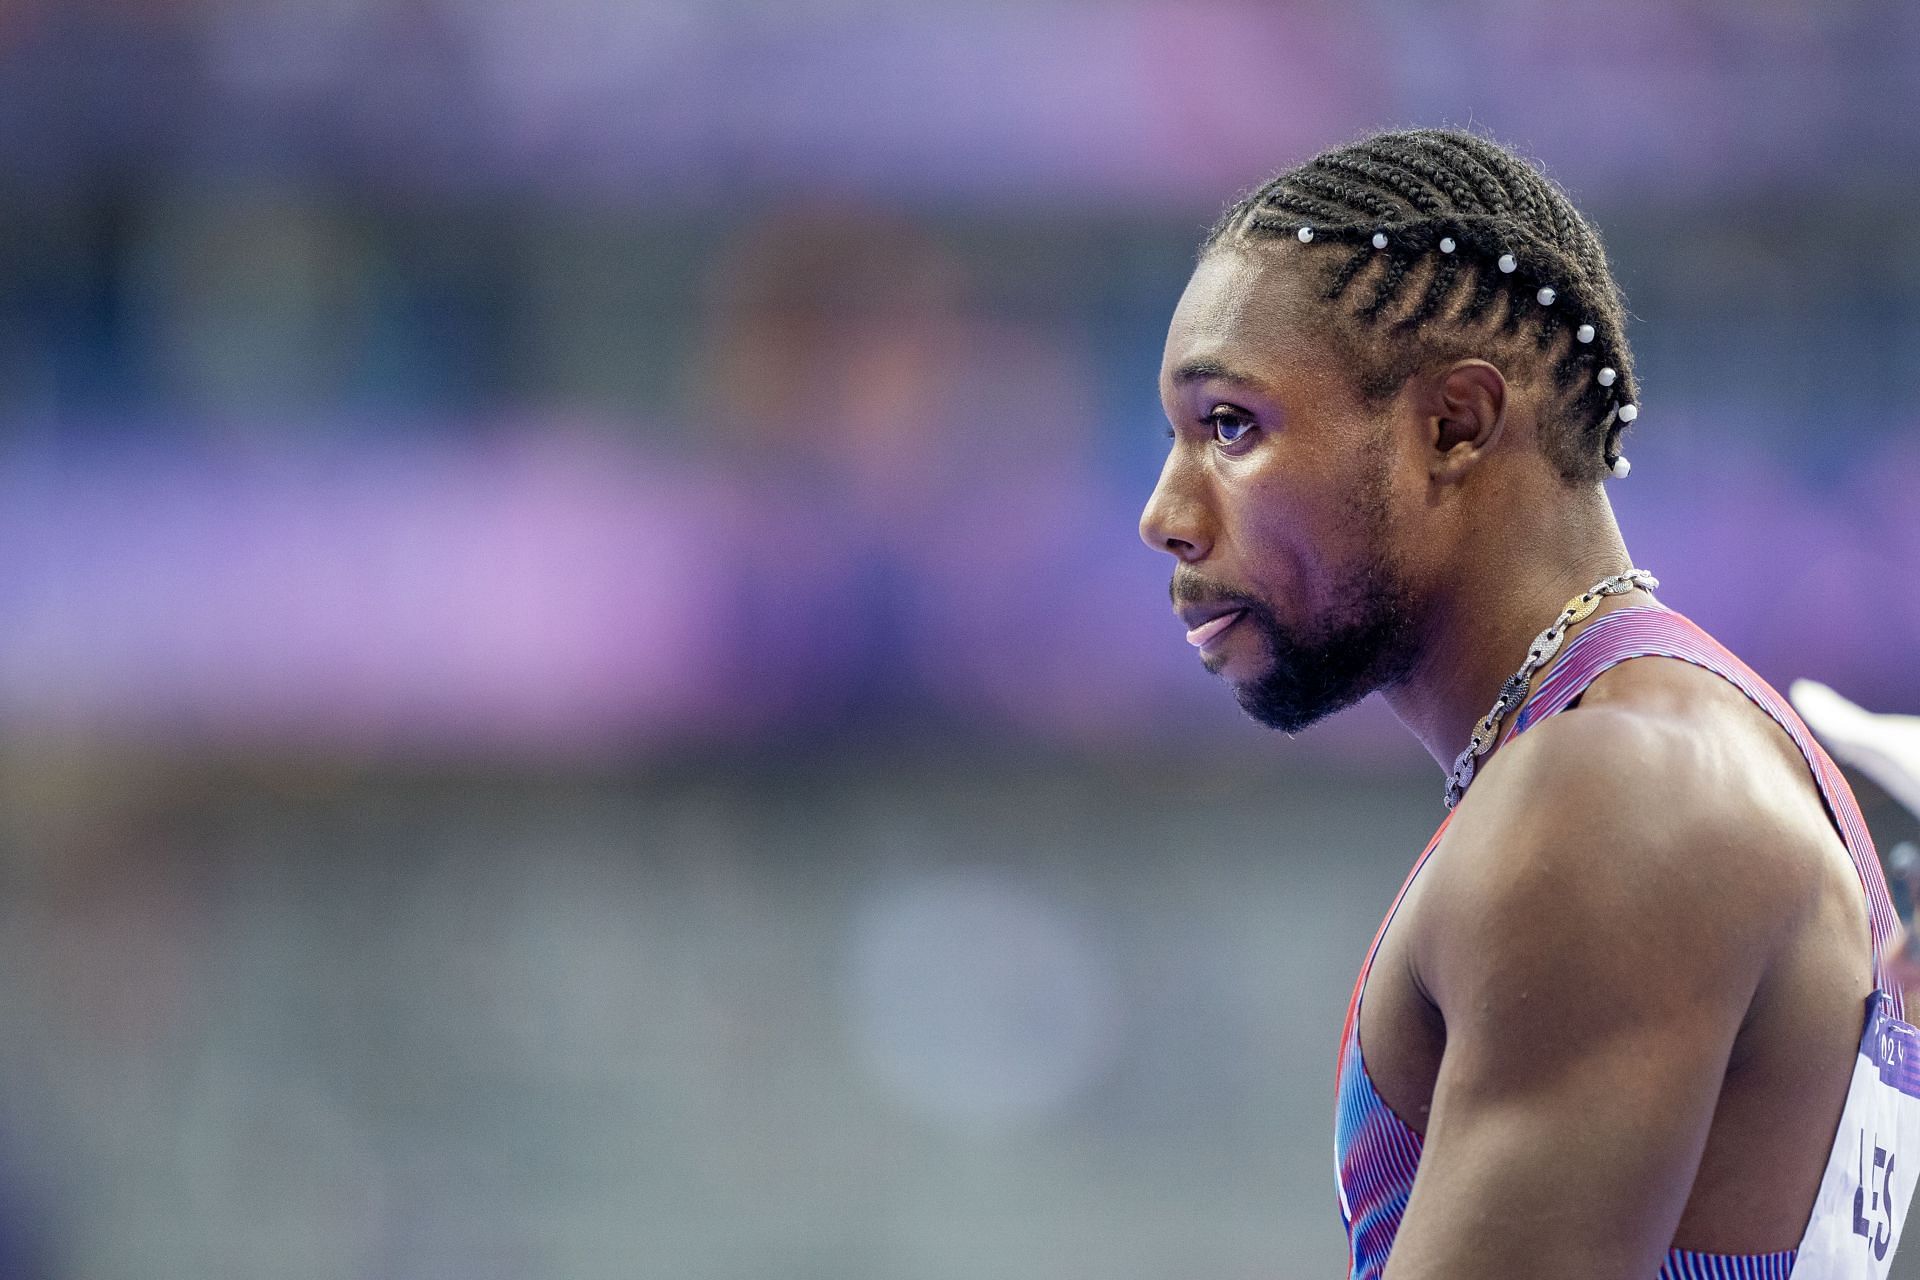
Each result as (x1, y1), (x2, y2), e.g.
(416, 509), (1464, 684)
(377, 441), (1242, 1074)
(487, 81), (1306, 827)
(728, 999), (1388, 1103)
(1334, 603), (1920, 1278)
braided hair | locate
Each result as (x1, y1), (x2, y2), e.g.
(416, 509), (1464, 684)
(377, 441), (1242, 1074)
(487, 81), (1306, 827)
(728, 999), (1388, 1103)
(1204, 129), (1637, 485)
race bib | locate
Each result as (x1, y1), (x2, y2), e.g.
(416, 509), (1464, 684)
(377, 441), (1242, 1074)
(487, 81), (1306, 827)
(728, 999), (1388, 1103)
(1793, 992), (1920, 1277)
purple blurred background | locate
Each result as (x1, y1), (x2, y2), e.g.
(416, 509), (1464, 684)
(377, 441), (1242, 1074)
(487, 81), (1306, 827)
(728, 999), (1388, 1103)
(0, 3), (1916, 1278)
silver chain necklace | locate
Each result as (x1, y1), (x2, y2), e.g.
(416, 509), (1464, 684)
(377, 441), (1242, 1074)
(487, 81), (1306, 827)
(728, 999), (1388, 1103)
(1443, 568), (1659, 810)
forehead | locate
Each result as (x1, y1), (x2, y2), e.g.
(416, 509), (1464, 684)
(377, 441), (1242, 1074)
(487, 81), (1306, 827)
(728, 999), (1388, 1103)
(1161, 243), (1332, 394)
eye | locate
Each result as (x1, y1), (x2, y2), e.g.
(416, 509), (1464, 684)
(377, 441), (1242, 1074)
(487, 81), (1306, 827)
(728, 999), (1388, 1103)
(1205, 406), (1255, 447)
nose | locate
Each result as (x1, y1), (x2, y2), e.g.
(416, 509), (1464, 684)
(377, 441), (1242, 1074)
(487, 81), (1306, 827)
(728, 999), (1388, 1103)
(1138, 452), (1210, 561)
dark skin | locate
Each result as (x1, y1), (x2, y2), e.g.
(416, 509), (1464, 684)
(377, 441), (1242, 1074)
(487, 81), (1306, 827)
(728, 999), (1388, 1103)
(1140, 241), (1875, 1275)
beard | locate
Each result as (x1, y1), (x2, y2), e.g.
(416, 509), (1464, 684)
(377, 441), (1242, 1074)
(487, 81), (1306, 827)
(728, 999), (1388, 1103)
(1214, 558), (1420, 733)
(1172, 470), (1422, 734)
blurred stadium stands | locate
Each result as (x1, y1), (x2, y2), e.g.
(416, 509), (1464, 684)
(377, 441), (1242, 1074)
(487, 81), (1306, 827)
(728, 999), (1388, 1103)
(0, 1), (1917, 1276)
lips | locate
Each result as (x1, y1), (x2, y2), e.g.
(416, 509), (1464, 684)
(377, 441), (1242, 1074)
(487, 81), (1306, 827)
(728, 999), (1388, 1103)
(1184, 608), (1247, 648)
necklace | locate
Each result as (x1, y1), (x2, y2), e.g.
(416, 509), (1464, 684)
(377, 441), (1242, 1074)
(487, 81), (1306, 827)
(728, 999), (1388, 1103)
(1443, 568), (1659, 810)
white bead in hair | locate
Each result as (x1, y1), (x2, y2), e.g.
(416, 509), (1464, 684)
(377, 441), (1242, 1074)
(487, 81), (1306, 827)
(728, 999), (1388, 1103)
(1575, 323), (1595, 343)
(1597, 367), (1617, 387)
(1617, 402), (1639, 422)
(1372, 231), (1388, 249)
(1439, 236), (1456, 253)
(1610, 454), (1632, 479)
(1297, 226), (1314, 243)
(1536, 287), (1556, 306)
(1498, 253), (1517, 273)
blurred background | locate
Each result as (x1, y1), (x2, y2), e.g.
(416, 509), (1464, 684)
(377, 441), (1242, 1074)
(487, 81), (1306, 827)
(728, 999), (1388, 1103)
(0, 1), (1918, 1276)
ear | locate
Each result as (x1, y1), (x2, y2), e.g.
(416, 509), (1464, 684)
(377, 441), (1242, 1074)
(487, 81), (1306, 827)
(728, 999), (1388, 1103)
(1417, 359), (1507, 482)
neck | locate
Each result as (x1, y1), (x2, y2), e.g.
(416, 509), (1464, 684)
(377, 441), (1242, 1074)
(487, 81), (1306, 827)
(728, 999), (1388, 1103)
(1380, 492), (1638, 774)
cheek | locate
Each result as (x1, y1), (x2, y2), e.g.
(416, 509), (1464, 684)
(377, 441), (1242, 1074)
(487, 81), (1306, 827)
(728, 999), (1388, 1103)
(1366, 454), (1435, 574)
(1230, 471), (1349, 609)
(1238, 455), (1404, 612)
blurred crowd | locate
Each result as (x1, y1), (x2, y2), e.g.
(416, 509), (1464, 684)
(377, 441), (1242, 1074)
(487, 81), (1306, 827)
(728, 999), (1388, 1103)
(0, 190), (1914, 762)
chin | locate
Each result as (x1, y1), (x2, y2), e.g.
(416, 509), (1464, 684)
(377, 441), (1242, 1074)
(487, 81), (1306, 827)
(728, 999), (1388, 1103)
(1189, 555), (1420, 736)
(1231, 675), (1371, 735)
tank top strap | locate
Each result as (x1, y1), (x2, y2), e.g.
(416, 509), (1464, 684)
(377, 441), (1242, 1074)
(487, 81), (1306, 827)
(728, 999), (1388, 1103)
(1498, 601), (1903, 1013)
(1504, 603), (1685, 737)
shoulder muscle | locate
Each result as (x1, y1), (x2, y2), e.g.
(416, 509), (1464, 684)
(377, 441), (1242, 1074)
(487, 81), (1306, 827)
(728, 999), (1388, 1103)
(1420, 702), (1808, 1027)
(1382, 707), (1810, 1274)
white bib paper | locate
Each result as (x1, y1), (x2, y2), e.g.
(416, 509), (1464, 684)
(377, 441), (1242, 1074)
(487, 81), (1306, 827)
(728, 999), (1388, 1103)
(1792, 993), (1920, 1277)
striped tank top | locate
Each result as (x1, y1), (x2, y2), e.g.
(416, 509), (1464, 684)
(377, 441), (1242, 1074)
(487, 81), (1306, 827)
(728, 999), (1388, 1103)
(1334, 602), (1920, 1278)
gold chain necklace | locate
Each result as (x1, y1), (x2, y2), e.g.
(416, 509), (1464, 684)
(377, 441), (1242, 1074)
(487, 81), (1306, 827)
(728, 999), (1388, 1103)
(1444, 569), (1659, 809)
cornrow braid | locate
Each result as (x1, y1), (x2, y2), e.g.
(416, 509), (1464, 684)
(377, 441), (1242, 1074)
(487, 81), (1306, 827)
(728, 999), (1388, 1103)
(1205, 128), (1638, 485)
(1372, 137), (1481, 215)
(1316, 153), (1444, 218)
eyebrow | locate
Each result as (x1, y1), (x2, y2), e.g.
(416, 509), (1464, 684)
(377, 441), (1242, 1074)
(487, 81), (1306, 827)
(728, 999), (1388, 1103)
(1169, 358), (1271, 393)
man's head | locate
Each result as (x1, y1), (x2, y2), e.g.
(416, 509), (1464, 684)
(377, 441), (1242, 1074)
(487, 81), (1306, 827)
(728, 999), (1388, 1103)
(1140, 128), (1637, 732)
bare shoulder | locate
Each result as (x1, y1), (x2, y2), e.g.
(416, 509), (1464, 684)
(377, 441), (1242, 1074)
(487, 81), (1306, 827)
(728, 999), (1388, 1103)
(1383, 656), (1867, 1270)
(1415, 658), (1834, 1014)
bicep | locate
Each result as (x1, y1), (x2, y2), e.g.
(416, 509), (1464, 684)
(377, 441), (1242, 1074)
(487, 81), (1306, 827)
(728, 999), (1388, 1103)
(1386, 992), (1740, 1278)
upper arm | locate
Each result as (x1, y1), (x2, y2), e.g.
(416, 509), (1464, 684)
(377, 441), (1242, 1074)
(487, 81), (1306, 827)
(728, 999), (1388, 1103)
(1384, 710), (1801, 1279)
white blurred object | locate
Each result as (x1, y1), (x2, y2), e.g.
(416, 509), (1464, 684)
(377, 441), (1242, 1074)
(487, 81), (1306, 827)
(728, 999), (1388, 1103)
(1789, 679), (1920, 818)
(1792, 679), (1920, 993)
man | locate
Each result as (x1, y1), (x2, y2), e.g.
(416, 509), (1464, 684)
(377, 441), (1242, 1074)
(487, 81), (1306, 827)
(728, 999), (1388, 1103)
(1138, 129), (1919, 1277)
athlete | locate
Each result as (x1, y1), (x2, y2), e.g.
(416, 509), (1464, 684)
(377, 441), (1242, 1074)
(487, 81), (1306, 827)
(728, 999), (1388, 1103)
(1138, 129), (1920, 1278)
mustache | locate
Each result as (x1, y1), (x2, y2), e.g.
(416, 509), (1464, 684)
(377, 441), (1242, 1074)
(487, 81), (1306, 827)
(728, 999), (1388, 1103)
(1169, 569), (1265, 614)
